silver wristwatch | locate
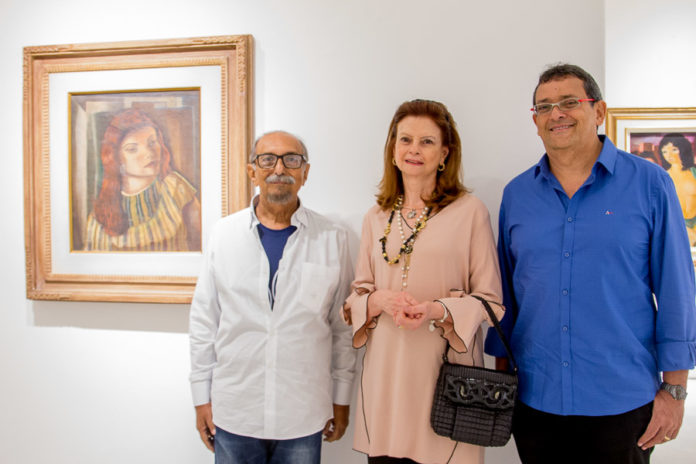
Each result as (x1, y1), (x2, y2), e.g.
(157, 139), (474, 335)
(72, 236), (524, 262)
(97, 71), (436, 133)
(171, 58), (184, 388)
(660, 382), (688, 400)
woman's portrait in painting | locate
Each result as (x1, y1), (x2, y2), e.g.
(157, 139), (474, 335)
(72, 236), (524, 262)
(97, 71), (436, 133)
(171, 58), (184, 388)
(70, 91), (202, 252)
(630, 131), (696, 246)
(658, 133), (696, 245)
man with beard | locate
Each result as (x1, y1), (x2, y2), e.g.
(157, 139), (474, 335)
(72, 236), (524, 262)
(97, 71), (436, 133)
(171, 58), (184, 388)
(189, 131), (356, 463)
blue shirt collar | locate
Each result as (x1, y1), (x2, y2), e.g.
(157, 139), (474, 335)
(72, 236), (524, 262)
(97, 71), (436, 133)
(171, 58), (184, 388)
(534, 135), (618, 181)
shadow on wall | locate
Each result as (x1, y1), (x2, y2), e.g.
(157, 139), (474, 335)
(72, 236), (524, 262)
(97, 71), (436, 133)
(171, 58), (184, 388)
(31, 300), (190, 333)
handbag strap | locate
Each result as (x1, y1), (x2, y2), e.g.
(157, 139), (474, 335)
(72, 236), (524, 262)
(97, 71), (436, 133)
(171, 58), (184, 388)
(471, 295), (518, 372)
(442, 295), (518, 373)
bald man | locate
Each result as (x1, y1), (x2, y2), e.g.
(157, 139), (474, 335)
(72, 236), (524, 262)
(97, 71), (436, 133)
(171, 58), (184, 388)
(189, 131), (356, 464)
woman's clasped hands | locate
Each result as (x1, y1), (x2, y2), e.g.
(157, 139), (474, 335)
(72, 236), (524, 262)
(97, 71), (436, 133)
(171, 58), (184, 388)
(367, 289), (444, 330)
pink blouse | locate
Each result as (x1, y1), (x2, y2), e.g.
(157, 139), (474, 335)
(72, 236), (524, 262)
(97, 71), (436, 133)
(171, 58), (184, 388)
(344, 194), (504, 464)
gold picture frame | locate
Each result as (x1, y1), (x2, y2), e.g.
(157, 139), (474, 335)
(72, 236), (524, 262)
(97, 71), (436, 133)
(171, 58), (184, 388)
(606, 107), (696, 263)
(24, 35), (253, 303)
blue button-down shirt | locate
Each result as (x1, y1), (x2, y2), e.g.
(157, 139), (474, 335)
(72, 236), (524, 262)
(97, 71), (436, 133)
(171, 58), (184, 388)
(485, 136), (696, 416)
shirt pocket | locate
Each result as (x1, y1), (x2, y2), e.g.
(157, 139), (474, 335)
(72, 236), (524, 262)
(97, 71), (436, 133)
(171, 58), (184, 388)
(300, 262), (340, 313)
(577, 208), (650, 260)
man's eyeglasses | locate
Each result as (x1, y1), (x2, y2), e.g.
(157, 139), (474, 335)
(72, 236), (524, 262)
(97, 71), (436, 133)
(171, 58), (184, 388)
(253, 153), (307, 169)
(531, 98), (595, 115)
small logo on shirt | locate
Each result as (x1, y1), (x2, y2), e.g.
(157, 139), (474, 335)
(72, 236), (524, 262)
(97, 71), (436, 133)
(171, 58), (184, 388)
(604, 210), (613, 215)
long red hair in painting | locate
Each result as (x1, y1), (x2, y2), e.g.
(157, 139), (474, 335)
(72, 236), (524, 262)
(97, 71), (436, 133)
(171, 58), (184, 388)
(93, 109), (172, 236)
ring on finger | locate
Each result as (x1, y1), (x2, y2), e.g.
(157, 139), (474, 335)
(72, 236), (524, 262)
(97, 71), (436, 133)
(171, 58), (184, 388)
(664, 435), (672, 441)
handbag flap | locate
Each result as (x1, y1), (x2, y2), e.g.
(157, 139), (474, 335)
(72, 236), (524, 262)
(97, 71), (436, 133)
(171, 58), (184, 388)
(441, 364), (517, 410)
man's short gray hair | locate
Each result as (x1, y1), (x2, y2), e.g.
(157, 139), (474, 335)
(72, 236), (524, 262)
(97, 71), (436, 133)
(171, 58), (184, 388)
(249, 131), (309, 163)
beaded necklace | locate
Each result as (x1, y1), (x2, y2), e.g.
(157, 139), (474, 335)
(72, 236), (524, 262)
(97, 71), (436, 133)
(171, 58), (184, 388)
(379, 196), (430, 289)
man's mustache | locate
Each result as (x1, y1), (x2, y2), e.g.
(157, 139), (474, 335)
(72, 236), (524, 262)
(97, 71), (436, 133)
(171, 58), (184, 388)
(265, 174), (296, 184)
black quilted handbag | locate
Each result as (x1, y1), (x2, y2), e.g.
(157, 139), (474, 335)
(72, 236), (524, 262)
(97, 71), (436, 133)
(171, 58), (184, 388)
(430, 295), (518, 447)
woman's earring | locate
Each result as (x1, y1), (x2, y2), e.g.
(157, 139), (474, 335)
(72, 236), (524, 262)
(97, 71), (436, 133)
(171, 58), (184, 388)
(438, 162), (445, 172)
(392, 159), (397, 166)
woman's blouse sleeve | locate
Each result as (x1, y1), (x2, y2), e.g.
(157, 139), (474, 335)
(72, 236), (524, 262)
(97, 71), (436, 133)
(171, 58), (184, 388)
(436, 199), (504, 353)
(342, 210), (377, 348)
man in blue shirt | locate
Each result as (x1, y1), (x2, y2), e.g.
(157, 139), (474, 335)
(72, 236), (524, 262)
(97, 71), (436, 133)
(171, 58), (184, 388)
(485, 64), (696, 463)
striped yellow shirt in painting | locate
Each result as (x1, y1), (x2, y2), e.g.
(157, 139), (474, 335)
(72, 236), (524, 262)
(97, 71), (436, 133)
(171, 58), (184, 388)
(84, 172), (198, 252)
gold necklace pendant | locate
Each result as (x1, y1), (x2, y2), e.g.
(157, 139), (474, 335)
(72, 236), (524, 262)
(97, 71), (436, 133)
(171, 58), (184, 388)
(406, 209), (417, 219)
(379, 196), (429, 266)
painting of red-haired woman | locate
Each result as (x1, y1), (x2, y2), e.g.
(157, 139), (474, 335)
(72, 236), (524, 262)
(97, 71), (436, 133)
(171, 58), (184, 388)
(82, 108), (201, 251)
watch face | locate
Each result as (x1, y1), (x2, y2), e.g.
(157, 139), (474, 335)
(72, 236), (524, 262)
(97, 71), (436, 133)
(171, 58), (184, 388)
(674, 386), (688, 400)
(662, 382), (688, 400)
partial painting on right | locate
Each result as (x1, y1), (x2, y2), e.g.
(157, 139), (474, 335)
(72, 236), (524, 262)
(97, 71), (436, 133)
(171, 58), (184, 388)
(607, 108), (696, 250)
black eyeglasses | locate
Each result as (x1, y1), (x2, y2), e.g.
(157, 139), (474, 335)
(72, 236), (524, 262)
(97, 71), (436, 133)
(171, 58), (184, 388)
(253, 153), (307, 169)
(531, 98), (595, 115)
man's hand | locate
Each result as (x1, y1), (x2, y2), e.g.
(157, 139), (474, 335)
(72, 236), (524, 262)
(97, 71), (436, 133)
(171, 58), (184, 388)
(637, 390), (685, 449)
(638, 371), (688, 450)
(322, 404), (349, 442)
(195, 402), (216, 452)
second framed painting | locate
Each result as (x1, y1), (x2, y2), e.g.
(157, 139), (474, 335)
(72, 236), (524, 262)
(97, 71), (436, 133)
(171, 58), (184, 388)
(606, 107), (696, 262)
(24, 36), (254, 303)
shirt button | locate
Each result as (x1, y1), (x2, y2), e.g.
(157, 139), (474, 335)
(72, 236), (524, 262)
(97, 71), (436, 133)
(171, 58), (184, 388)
(567, 217), (573, 222)
(564, 252), (570, 258)
(562, 326), (568, 332)
(562, 289), (568, 296)
(562, 361), (569, 367)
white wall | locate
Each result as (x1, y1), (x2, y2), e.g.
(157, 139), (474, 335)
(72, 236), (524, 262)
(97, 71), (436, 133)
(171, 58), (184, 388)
(605, 0), (696, 108)
(0, 1), (685, 463)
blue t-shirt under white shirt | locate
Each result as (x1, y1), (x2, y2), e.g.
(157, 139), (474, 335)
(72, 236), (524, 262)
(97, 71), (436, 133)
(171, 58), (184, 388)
(257, 223), (297, 308)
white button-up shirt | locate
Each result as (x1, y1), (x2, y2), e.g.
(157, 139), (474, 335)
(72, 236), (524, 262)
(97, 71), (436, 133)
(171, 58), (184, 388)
(189, 197), (356, 439)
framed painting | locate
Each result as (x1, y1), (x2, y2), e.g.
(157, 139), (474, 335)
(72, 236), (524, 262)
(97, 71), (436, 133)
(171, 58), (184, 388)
(606, 108), (696, 263)
(24, 36), (253, 303)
